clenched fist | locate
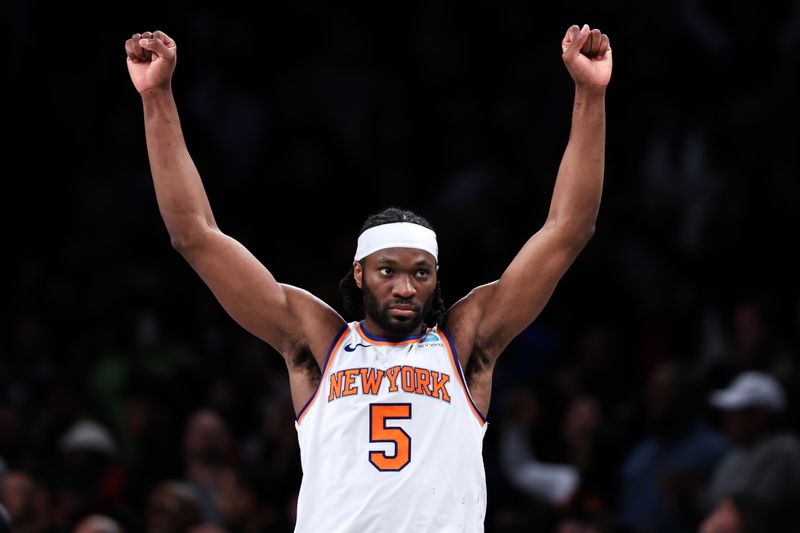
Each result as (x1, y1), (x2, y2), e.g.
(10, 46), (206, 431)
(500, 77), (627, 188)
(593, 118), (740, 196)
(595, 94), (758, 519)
(562, 25), (612, 90)
(125, 30), (177, 95)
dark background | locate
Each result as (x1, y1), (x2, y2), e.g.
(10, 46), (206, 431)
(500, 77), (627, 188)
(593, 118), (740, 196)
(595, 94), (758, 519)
(4, 1), (800, 531)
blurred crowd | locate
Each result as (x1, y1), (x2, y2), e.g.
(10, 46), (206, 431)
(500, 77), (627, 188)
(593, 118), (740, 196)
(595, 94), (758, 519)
(5, 1), (800, 532)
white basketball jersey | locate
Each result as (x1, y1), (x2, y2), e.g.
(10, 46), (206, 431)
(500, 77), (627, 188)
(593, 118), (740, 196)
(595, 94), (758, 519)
(294, 321), (488, 533)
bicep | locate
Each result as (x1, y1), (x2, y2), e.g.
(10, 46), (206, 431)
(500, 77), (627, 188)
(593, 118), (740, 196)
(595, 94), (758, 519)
(176, 227), (341, 356)
(475, 226), (586, 354)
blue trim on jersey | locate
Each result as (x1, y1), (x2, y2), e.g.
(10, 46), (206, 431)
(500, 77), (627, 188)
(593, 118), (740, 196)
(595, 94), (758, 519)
(438, 327), (488, 424)
(295, 323), (349, 421)
(358, 320), (428, 343)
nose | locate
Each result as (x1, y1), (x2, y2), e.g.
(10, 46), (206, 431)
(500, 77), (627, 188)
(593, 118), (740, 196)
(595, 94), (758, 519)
(392, 275), (417, 299)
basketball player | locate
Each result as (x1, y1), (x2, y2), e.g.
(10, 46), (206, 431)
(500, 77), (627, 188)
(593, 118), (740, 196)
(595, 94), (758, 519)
(125, 23), (612, 532)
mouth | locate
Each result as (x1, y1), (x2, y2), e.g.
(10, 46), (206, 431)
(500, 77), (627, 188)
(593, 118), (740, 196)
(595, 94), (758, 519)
(388, 304), (416, 320)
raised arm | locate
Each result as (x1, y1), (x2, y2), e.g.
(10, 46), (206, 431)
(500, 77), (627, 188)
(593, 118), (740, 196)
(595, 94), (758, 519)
(124, 32), (343, 376)
(446, 25), (612, 367)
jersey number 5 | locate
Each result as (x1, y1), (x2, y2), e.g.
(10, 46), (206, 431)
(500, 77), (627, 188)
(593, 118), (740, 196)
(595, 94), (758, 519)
(369, 403), (411, 471)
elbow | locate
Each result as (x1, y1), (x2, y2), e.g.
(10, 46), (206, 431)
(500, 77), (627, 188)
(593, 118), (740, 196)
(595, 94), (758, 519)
(545, 218), (596, 250)
(566, 223), (595, 254)
(168, 226), (213, 257)
(579, 222), (596, 244)
(169, 234), (192, 254)
(163, 212), (218, 256)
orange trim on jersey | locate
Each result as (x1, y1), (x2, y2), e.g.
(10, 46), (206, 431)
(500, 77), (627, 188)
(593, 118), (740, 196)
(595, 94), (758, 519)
(296, 325), (349, 424)
(355, 322), (429, 346)
(439, 328), (487, 425)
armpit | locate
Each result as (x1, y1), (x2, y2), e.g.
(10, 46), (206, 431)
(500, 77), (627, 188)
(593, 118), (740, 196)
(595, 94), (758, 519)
(465, 345), (492, 382)
(289, 345), (321, 385)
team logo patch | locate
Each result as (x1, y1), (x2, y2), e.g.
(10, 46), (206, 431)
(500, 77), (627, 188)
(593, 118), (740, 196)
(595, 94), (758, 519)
(419, 332), (443, 347)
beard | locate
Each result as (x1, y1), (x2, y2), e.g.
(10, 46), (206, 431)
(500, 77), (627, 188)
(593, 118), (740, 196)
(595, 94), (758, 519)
(362, 280), (433, 338)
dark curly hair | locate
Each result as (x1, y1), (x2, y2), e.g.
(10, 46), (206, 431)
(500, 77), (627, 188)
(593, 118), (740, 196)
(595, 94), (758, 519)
(338, 207), (446, 326)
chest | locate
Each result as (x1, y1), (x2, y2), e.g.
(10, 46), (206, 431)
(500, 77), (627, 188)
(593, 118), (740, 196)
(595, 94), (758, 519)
(326, 338), (456, 404)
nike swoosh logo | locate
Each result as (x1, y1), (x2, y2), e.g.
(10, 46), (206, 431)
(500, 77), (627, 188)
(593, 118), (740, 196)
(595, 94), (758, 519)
(344, 343), (372, 352)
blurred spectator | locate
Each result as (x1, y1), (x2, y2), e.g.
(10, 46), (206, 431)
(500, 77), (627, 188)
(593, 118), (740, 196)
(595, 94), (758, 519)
(0, 503), (9, 533)
(702, 371), (800, 532)
(562, 395), (603, 478)
(88, 309), (198, 482)
(146, 481), (204, 533)
(499, 386), (579, 506)
(699, 494), (778, 533)
(217, 462), (292, 533)
(490, 385), (576, 531)
(57, 419), (127, 524)
(555, 394), (625, 532)
(72, 514), (124, 533)
(618, 361), (729, 532)
(0, 468), (55, 533)
(182, 408), (236, 525)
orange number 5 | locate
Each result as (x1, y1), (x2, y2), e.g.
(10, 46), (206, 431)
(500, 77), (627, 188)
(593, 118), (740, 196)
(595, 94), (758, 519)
(369, 403), (411, 471)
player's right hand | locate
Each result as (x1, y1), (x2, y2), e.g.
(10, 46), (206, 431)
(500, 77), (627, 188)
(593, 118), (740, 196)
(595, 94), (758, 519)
(125, 30), (176, 94)
(561, 24), (612, 90)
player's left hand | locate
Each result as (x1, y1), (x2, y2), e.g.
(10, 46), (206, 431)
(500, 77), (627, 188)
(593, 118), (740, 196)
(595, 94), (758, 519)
(562, 24), (612, 90)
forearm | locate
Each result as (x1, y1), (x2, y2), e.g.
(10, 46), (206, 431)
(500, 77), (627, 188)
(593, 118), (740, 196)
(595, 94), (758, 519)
(546, 86), (606, 242)
(142, 88), (217, 248)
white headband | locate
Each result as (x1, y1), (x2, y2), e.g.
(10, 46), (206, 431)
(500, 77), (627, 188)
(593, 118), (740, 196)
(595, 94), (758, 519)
(354, 222), (438, 262)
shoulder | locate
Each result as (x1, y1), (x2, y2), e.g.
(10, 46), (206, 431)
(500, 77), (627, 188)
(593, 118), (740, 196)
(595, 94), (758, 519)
(281, 284), (347, 364)
(757, 432), (800, 459)
(442, 282), (496, 340)
(282, 284), (343, 323)
(442, 281), (501, 356)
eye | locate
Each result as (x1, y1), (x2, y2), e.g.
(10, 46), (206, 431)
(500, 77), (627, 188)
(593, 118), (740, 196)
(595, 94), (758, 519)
(379, 267), (393, 276)
(415, 269), (429, 278)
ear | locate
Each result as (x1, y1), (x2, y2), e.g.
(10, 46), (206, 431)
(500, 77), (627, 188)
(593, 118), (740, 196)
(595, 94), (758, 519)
(353, 261), (363, 289)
